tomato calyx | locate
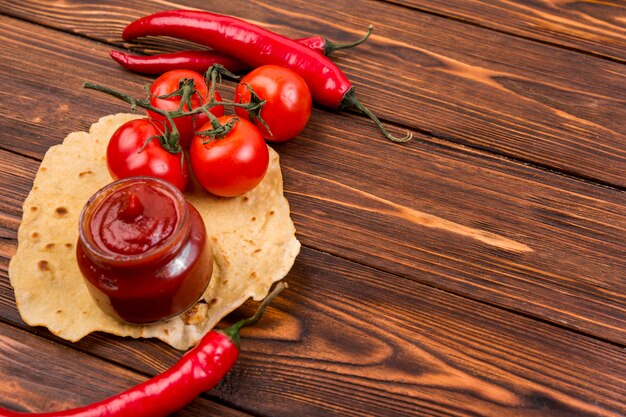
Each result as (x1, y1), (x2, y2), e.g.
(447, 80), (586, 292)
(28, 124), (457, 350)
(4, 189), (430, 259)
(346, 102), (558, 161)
(146, 124), (183, 155)
(196, 117), (239, 144)
(153, 77), (202, 113)
(238, 82), (272, 137)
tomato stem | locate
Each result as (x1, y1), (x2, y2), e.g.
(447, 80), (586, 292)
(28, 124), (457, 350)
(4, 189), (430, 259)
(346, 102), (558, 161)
(83, 81), (183, 152)
(204, 66), (227, 131)
(204, 64), (240, 87)
(83, 65), (266, 148)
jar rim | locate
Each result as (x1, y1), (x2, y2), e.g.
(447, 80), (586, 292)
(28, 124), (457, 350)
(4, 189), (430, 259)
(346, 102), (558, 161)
(78, 176), (189, 268)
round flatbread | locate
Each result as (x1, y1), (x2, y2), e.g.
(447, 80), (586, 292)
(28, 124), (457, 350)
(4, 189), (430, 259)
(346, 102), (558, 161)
(9, 113), (300, 350)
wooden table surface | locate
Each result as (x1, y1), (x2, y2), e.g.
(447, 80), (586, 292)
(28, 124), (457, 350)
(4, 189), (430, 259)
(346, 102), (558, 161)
(1, 1), (625, 416)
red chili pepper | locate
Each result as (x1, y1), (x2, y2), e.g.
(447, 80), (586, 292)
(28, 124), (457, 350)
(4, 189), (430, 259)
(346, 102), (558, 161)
(122, 10), (411, 142)
(110, 49), (249, 74)
(0, 283), (286, 417)
(111, 27), (374, 75)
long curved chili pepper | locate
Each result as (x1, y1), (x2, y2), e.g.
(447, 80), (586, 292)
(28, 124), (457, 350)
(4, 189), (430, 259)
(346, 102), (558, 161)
(110, 49), (249, 74)
(122, 10), (411, 142)
(0, 283), (286, 417)
(111, 27), (374, 75)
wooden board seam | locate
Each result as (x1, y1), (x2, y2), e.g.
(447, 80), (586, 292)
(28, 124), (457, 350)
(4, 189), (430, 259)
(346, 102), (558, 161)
(381, 0), (626, 65)
(284, 244), (626, 350)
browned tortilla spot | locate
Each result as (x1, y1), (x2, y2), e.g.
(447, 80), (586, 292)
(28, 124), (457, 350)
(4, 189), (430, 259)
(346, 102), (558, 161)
(269, 210), (275, 216)
(45, 243), (55, 250)
(37, 260), (50, 271)
(79, 170), (93, 177)
(65, 243), (73, 248)
(30, 206), (38, 212)
(56, 309), (63, 314)
(181, 304), (207, 325)
(55, 207), (68, 216)
(30, 232), (40, 240)
(251, 216), (257, 221)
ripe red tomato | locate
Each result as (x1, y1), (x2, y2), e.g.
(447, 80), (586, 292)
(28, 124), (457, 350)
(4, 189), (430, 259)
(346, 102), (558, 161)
(148, 69), (224, 149)
(234, 65), (311, 142)
(190, 116), (269, 197)
(107, 118), (189, 191)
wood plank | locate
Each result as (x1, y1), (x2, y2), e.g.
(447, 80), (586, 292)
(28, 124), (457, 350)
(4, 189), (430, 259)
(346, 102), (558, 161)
(0, 322), (252, 415)
(1, 246), (625, 416)
(0, 15), (624, 344)
(393, 0), (626, 63)
(0, 262), (182, 379)
(1, 1), (625, 187)
(281, 126), (626, 340)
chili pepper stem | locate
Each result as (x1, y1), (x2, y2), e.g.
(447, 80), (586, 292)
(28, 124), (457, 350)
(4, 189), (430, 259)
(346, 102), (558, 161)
(219, 282), (287, 348)
(325, 25), (374, 55)
(340, 89), (412, 143)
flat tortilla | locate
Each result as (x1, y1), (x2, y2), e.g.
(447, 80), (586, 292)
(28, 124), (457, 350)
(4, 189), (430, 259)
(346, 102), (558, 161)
(8, 113), (300, 350)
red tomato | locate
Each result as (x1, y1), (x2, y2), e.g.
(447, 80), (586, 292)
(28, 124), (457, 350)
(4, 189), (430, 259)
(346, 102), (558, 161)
(107, 118), (189, 191)
(234, 65), (311, 142)
(148, 69), (224, 149)
(190, 116), (269, 197)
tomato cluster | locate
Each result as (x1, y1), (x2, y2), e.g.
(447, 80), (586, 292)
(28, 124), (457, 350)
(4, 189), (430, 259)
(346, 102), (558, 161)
(106, 66), (311, 196)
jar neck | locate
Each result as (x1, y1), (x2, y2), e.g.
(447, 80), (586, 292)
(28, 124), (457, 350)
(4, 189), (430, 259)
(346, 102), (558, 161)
(78, 177), (190, 270)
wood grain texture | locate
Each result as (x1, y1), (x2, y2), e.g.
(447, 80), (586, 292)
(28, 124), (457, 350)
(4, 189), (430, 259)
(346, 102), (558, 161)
(0, 14), (623, 345)
(393, 0), (626, 62)
(224, 249), (626, 417)
(0, 322), (252, 416)
(1, 247), (625, 416)
(1, 0), (625, 187)
(0, 5), (625, 416)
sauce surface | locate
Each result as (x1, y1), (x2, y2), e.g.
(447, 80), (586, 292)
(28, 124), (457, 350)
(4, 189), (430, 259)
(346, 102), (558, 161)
(90, 182), (180, 255)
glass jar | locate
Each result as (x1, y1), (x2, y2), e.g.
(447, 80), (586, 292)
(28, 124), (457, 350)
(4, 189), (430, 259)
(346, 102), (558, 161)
(76, 176), (212, 324)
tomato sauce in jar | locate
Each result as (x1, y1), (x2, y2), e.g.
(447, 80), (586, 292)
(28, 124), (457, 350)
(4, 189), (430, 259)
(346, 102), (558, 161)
(77, 176), (212, 323)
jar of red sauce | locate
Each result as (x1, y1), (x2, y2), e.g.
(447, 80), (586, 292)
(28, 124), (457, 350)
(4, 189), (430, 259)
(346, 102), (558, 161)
(76, 176), (212, 324)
